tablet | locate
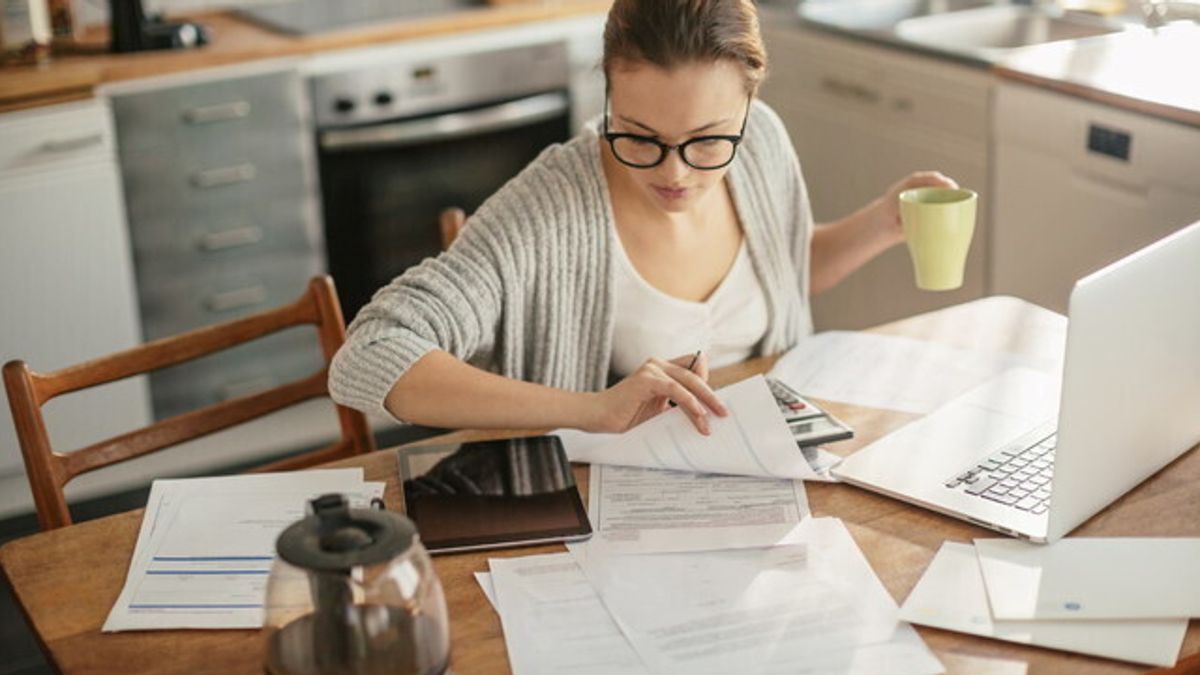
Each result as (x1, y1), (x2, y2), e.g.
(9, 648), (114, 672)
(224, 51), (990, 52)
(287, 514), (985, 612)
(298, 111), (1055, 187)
(398, 435), (593, 554)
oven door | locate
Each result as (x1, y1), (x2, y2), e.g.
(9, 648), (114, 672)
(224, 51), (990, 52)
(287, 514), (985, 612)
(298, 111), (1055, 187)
(318, 91), (571, 319)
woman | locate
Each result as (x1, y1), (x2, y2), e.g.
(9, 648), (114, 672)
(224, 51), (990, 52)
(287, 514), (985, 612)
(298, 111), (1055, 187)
(329, 0), (956, 435)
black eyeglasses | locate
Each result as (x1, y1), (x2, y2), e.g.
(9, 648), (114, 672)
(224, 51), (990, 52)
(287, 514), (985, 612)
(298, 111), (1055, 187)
(603, 94), (751, 171)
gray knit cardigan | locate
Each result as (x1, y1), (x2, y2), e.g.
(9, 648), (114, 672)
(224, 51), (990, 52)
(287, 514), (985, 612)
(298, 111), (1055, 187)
(328, 100), (815, 421)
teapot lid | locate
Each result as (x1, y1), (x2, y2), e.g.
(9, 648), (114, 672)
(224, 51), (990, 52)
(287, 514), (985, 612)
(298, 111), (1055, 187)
(276, 494), (416, 573)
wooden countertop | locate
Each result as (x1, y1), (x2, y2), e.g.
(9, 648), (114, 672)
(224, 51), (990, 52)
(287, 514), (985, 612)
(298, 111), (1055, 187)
(0, 0), (610, 113)
(993, 23), (1200, 128)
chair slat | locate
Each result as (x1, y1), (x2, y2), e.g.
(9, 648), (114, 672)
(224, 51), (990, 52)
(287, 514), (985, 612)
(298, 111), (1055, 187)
(61, 371), (329, 479)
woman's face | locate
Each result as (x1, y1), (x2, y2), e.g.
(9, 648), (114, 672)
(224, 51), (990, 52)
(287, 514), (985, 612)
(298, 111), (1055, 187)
(605, 59), (749, 215)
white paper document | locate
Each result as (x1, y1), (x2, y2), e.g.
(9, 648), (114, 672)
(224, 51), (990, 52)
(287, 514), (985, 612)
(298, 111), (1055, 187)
(560, 376), (819, 480)
(475, 571), (498, 611)
(901, 542), (1187, 667)
(587, 463), (810, 553)
(974, 538), (1200, 620)
(104, 470), (384, 632)
(769, 331), (1056, 414)
(569, 518), (943, 675)
(489, 553), (649, 675)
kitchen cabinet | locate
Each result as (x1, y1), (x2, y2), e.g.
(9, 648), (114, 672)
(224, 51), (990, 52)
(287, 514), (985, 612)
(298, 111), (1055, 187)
(103, 61), (326, 420)
(760, 23), (991, 330)
(991, 81), (1200, 313)
(0, 99), (153, 513)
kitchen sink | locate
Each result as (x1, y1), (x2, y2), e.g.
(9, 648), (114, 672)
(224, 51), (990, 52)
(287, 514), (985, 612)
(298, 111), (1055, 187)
(796, 0), (1134, 63)
(894, 4), (1127, 53)
(799, 0), (1003, 32)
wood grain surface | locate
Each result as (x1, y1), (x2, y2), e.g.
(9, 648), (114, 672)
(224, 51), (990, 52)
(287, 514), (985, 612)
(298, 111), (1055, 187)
(2, 296), (1198, 674)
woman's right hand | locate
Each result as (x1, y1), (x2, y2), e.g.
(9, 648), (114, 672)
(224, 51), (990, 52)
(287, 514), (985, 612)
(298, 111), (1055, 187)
(586, 353), (729, 435)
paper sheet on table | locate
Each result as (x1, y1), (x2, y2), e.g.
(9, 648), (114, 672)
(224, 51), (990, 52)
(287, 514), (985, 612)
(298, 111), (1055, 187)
(104, 470), (384, 631)
(769, 331), (1056, 414)
(568, 518), (943, 675)
(586, 463), (810, 553)
(559, 375), (820, 480)
(489, 553), (649, 675)
(900, 542), (1187, 667)
(475, 571), (498, 612)
(974, 538), (1200, 620)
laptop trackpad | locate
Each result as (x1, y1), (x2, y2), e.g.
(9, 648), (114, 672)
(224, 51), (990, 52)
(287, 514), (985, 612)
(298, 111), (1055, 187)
(834, 368), (1060, 500)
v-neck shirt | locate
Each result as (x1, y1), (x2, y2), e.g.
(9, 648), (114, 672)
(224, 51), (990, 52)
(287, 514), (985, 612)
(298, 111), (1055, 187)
(609, 226), (769, 378)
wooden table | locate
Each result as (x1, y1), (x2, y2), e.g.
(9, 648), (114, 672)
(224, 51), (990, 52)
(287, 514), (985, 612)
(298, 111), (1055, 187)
(3, 296), (1198, 675)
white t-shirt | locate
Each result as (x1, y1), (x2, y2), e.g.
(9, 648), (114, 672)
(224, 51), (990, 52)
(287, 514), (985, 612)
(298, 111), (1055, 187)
(609, 235), (770, 378)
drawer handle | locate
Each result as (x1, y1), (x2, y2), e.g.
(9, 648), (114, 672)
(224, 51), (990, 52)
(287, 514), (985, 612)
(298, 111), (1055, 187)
(819, 77), (881, 105)
(197, 225), (264, 251)
(218, 374), (276, 401)
(203, 284), (268, 312)
(191, 163), (257, 189)
(40, 133), (104, 153)
(182, 101), (251, 125)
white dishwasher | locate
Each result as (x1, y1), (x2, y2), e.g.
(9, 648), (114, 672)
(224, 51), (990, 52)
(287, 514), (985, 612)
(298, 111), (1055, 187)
(991, 81), (1200, 314)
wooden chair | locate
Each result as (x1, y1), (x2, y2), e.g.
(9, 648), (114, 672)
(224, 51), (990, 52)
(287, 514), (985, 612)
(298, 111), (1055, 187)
(439, 207), (467, 250)
(2, 275), (376, 531)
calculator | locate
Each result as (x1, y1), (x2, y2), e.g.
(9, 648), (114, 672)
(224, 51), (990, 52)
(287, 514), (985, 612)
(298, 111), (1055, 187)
(766, 377), (854, 448)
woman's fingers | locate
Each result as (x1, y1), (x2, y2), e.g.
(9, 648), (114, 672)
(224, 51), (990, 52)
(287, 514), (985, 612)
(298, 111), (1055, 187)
(653, 377), (711, 435)
(656, 357), (728, 417)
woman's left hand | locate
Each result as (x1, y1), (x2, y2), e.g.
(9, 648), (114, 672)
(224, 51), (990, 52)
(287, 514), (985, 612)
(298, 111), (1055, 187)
(868, 171), (959, 248)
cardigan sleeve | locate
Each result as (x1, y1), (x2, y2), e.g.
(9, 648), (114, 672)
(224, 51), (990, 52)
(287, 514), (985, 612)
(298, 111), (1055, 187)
(751, 101), (816, 300)
(326, 206), (507, 421)
(325, 149), (568, 420)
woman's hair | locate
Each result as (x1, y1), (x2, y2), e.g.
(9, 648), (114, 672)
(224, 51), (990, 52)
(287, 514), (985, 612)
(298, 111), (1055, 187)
(602, 0), (767, 92)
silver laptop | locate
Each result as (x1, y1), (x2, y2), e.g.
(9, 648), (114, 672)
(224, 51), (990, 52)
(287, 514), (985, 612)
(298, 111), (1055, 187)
(833, 220), (1200, 543)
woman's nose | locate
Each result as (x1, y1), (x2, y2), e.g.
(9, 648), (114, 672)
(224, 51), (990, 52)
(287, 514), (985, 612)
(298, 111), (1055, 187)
(658, 148), (691, 183)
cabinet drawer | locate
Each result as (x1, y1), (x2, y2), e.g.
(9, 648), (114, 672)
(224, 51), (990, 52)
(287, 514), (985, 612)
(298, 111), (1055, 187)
(148, 327), (324, 420)
(0, 100), (114, 177)
(137, 253), (324, 340)
(119, 136), (314, 224)
(110, 70), (307, 158)
(128, 195), (321, 282)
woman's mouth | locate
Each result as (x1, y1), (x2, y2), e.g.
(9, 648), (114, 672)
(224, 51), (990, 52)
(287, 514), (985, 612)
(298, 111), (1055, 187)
(652, 185), (688, 201)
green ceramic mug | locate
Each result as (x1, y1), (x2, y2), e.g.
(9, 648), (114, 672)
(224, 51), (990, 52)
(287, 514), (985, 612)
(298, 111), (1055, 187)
(899, 187), (978, 291)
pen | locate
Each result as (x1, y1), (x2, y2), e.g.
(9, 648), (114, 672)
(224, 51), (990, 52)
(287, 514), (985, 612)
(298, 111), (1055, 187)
(669, 350), (704, 409)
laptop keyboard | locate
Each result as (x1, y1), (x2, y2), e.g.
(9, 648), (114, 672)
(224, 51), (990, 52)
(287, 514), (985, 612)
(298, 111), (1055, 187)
(944, 426), (1058, 515)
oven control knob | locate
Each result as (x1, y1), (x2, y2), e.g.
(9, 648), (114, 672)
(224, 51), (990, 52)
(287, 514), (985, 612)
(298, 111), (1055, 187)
(374, 91), (394, 106)
(333, 97), (356, 114)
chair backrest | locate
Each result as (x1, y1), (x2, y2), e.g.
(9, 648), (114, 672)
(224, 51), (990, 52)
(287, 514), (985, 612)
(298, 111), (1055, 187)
(2, 275), (375, 530)
(439, 207), (467, 250)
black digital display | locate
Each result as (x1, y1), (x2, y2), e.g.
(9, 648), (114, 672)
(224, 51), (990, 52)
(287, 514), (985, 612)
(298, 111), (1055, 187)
(1087, 124), (1132, 161)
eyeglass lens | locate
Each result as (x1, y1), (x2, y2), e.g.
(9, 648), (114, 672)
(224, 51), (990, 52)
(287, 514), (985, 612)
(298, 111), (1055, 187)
(610, 136), (737, 169)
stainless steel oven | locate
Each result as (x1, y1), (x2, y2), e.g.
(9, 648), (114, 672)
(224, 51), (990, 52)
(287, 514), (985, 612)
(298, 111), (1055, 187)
(310, 41), (572, 319)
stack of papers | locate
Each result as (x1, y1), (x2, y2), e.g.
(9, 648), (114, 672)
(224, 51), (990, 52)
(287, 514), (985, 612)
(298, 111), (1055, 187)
(900, 539), (1196, 666)
(484, 518), (943, 675)
(477, 376), (942, 674)
(103, 469), (385, 632)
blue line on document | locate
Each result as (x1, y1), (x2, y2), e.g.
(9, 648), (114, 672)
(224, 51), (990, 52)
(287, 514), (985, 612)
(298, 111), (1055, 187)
(145, 570), (270, 575)
(128, 604), (263, 609)
(152, 556), (274, 561)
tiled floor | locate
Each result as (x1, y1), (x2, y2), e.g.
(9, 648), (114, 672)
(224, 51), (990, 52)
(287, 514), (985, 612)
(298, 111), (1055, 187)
(0, 423), (438, 674)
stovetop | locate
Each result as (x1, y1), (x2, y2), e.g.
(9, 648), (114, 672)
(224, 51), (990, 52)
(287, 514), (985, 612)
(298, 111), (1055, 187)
(237, 0), (484, 36)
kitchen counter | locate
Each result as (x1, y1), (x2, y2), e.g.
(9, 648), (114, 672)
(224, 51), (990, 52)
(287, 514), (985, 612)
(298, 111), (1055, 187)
(0, 0), (610, 112)
(993, 22), (1200, 128)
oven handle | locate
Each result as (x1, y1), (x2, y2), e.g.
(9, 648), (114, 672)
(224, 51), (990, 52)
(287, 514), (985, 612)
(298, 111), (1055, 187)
(318, 91), (569, 152)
